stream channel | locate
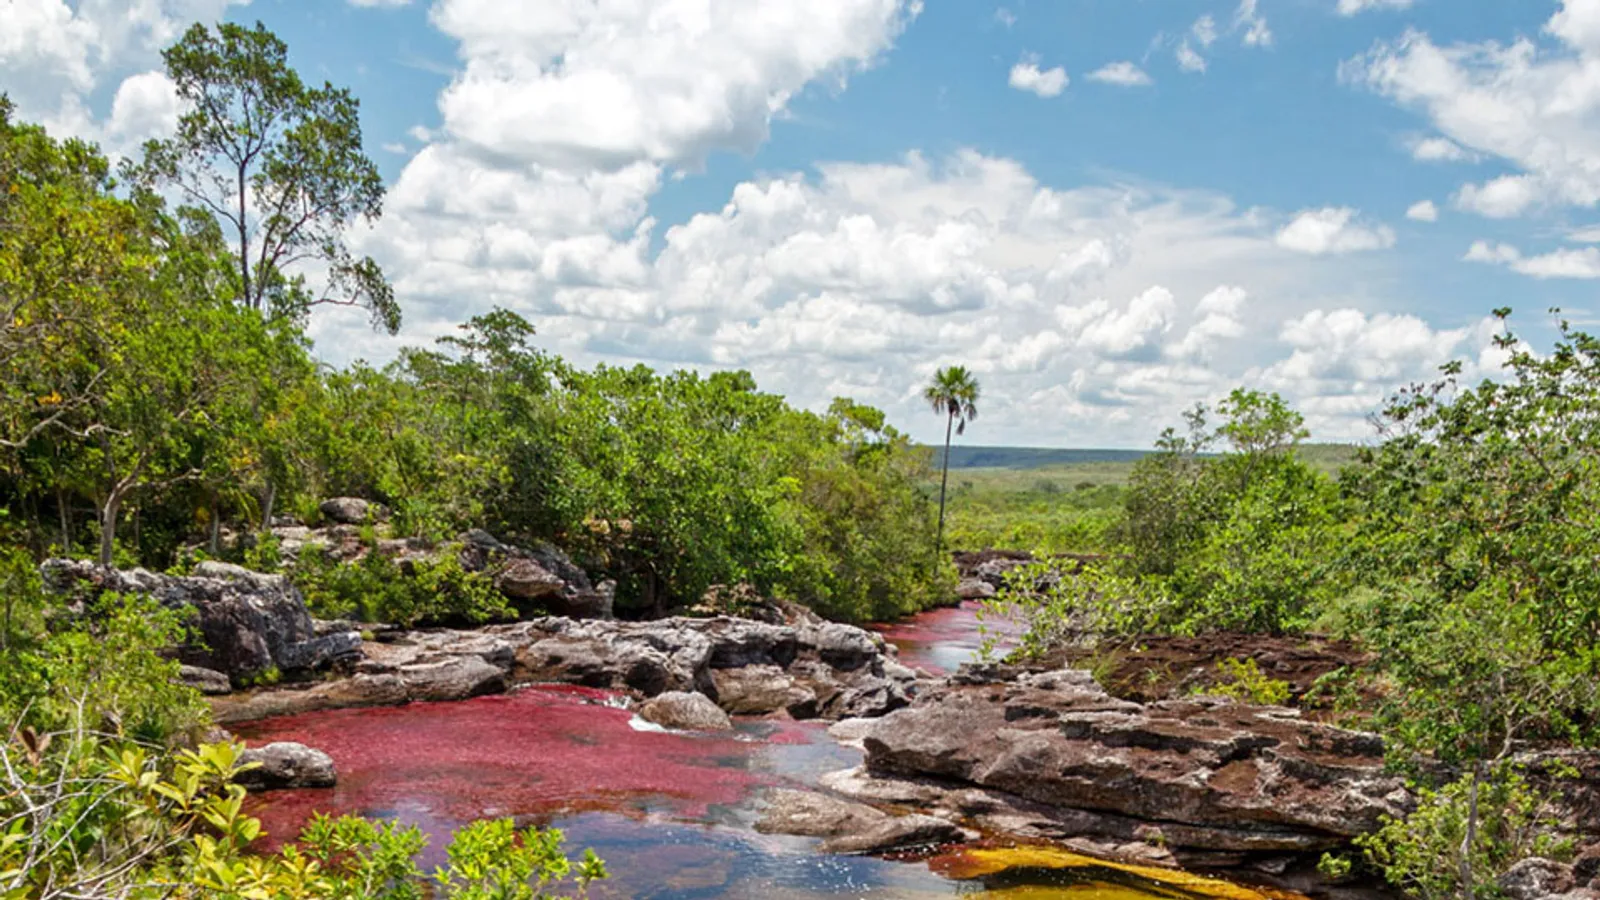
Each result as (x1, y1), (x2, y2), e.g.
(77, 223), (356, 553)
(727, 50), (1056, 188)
(237, 602), (1298, 900)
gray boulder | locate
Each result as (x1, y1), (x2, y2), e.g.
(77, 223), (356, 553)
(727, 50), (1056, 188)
(319, 498), (371, 525)
(637, 691), (734, 731)
(756, 788), (971, 855)
(42, 559), (361, 686)
(237, 742), (337, 790)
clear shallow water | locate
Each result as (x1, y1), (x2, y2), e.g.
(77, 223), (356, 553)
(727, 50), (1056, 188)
(235, 607), (1282, 900)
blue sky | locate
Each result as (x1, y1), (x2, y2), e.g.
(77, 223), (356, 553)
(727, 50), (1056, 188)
(6, 0), (1600, 447)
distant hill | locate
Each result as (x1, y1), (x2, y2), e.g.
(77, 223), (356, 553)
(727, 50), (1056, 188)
(929, 446), (1151, 470)
(927, 442), (1361, 472)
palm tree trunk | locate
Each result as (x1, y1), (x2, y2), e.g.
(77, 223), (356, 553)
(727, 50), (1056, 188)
(935, 411), (954, 569)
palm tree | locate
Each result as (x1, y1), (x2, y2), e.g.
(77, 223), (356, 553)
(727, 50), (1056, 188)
(923, 365), (980, 563)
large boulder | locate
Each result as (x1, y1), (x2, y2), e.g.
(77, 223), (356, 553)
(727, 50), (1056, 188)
(42, 559), (361, 686)
(637, 691), (734, 731)
(756, 788), (972, 855)
(709, 665), (817, 716)
(850, 667), (1411, 856)
(319, 498), (371, 525)
(236, 742), (337, 790)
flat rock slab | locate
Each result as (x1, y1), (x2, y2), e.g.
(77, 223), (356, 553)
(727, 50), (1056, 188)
(756, 788), (972, 855)
(856, 667), (1411, 852)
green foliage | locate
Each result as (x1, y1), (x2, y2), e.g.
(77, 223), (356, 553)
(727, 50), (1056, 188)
(0, 548), (205, 743)
(1354, 765), (1575, 900)
(1204, 657), (1292, 706)
(0, 738), (606, 900)
(290, 545), (511, 627)
(134, 20), (397, 333)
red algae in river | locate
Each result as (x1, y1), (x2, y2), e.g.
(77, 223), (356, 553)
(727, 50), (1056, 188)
(234, 685), (825, 853)
(875, 600), (1022, 675)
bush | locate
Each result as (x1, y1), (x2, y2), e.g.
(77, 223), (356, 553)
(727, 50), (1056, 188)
(1204, 657), (1291, 706)
(0, 738), (606, 899)
(1350, 765), (1575, 900)
(290, 545), (511, 628)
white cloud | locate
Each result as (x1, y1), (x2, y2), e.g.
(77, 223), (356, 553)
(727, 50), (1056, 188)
(1009, 57), (1069, 98)
(0, 0), (240, 151)
(432, 0), (919, 170)
(1176, 42), (1208, 74)
(1275, 208), (1397, 255)
(1235, 0), (1272, 47)
(1192, 15), (1219, 47)
(1409, 136), (1472, 162)
(1337, 0), (1414, 15)
(1455, 174), (1543, 219)
(1406, 200), (1439, 222)
(1087, 61), (1153, 87)
(995, 7), (1017, 28)
(1465, 240), (1600, 278)
(1569, 225), (1600, 242)
(1350, 3), (1600, 218)
(350, 0), (411, 6)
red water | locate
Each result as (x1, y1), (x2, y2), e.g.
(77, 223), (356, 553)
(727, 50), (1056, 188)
(234, 605), (1037, 897)
(875, 600), (1022, 675)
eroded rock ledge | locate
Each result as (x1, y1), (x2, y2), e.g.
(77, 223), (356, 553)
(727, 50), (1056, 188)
(826, 665), (1412, 870)
(212, 614), (918, 724)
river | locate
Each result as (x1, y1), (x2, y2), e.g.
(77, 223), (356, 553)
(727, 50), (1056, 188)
(236, 602), (1288, 899)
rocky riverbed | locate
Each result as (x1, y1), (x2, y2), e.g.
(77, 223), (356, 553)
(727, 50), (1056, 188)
(43, 547), (1600, 899)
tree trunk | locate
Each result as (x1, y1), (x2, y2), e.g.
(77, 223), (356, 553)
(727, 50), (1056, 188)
(1461, 762), (1482, 898)
(935, 411), (954, 570)
(57, 487), (70, 553)
(209, 494), (222, 555)
(98, 493), (123, 567)
(260, 481), (276, 534)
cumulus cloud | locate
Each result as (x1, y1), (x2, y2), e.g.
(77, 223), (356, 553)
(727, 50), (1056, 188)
(1349, 2), (1600, 218)
(1337, 0), (1414, 15)
(431, 0), (919, 170)
(1009, 56), (1069, 97)
(1409, 136), (1472, 162)
(1275, 208), (1397, 255)
(1465, 240), (1600, 278)
(1176, 42), (1208, 74)
(1235, 0), (1272, 47)
(1406, 200), (1439, 222)
(1087, 61), (1153, 87)
(1193, 15), (1220, 47)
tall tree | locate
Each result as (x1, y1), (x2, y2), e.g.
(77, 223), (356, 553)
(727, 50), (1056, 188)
(135, 22), (399, 334)
(923, 365), (980, 563)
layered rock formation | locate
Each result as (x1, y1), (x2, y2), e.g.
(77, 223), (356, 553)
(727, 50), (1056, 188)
(829, 665), (1413, 869)
(212, 614), (916, 724)
(43, 559), (361, 687)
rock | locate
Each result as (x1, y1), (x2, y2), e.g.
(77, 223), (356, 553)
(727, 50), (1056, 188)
(637, 691), (734, 731)
(42, 558), (360, 685)
(821, 813), (969, 855)
(212, 613), (913, 725)
(710, 665), (816, 716)
(179, 665), (233, 695)
(854, 667), (1410, 854)
(756, 788), (971, 855)
(319, 497), (371, 525)
(211, 674), (410, 723)
(236, 742), (337, 790)
(956, 578), (997, 601)
(495, 558), (565, 600)
(1499, 858), (1577, 900)
(400, 656), (506, 703)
